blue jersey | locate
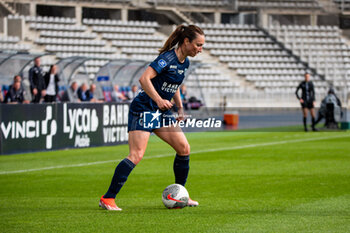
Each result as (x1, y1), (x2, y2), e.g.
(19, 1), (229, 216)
(130, 49), (190, 112)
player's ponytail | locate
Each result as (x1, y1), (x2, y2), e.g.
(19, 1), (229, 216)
(159, 24), (204, 55)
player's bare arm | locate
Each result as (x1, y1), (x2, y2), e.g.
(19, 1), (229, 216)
(139, 66), (173, 110)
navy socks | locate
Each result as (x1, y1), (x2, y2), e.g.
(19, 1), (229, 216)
(103, 154), (190, 198)
(173, 154), (190, 186)
(104, 158), (135, 199)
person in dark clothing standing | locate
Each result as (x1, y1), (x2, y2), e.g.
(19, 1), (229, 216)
(295, 72), (317, 131)
(29, 57), (46, 103)
(44, 65), (60, 103)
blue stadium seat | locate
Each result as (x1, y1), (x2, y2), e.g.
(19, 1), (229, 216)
(102, 86), (113, 102)
(2, 85), (9, 97)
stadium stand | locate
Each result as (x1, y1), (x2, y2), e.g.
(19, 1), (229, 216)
(0, 34), (30, 51)
(333, 0), (350, 11)
(238, 0), (322, 9)
(17, 15), (161, 80)
(268, 24), (350, 90)
(185, 65), (240, 92)
(83, 18), (161, 60)
(198, 23), (328, 98)
(147, 0), (231, 7)
(0, 0), (349, 107)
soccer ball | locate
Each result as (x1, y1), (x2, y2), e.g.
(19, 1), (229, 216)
(162, 184), (189, 209)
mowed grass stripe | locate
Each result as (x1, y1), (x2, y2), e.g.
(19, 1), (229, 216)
(0, 133), (348, 175)
(0, 131), (349, 233)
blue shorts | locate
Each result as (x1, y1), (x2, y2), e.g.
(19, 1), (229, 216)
(128, 110), (176, 132)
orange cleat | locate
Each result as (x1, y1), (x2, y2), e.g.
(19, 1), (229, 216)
(187, 198), (199, 207)
(99, 196), (122, 211)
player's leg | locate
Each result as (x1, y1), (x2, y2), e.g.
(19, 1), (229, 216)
(104, 130), (150, 197)
(310, 107), (317, 131)
(127, 130), (151, 165)
(154, 126), (198, 206)
(100, 130), (150, 210)
(302, 107), (308, 131)
(154, 125), (190, 186)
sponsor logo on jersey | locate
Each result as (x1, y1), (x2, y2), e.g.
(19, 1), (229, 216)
(161, 82), (179, 93)
(158, 59), (167, 68)
(178, 70), (184, 75)
(170, 65), (177, 69)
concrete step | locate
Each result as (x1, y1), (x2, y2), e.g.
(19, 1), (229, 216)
(0, 0), (17, 15)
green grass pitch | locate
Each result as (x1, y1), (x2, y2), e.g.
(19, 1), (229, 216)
(1, 129), (350, 232)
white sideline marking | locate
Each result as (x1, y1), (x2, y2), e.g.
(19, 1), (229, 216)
(190, 134), (349, 155)
(0, 134), (348, 175)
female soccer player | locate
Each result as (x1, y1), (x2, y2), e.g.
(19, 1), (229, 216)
(99, 25), (205, 211)
(295, 72), (317, 131)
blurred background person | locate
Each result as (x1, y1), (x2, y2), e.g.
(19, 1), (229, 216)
(127, 85), (140, 100)
(5, 75), (30, 104)
(77, 83), (89, 102)
(44, 64), (60, 103)
(61, 81), (80, 102)
(314, 88), (342, 128)
(295, 72), (317, 132)
(29, 57), (46, 103)
(3, 80), (25, 104)
(86, 83), (103, 103)
(112, 84), (127, 102)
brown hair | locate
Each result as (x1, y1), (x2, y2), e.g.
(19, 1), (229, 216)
(13, 75), (21, 82)
(158, 24), (204, 54)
